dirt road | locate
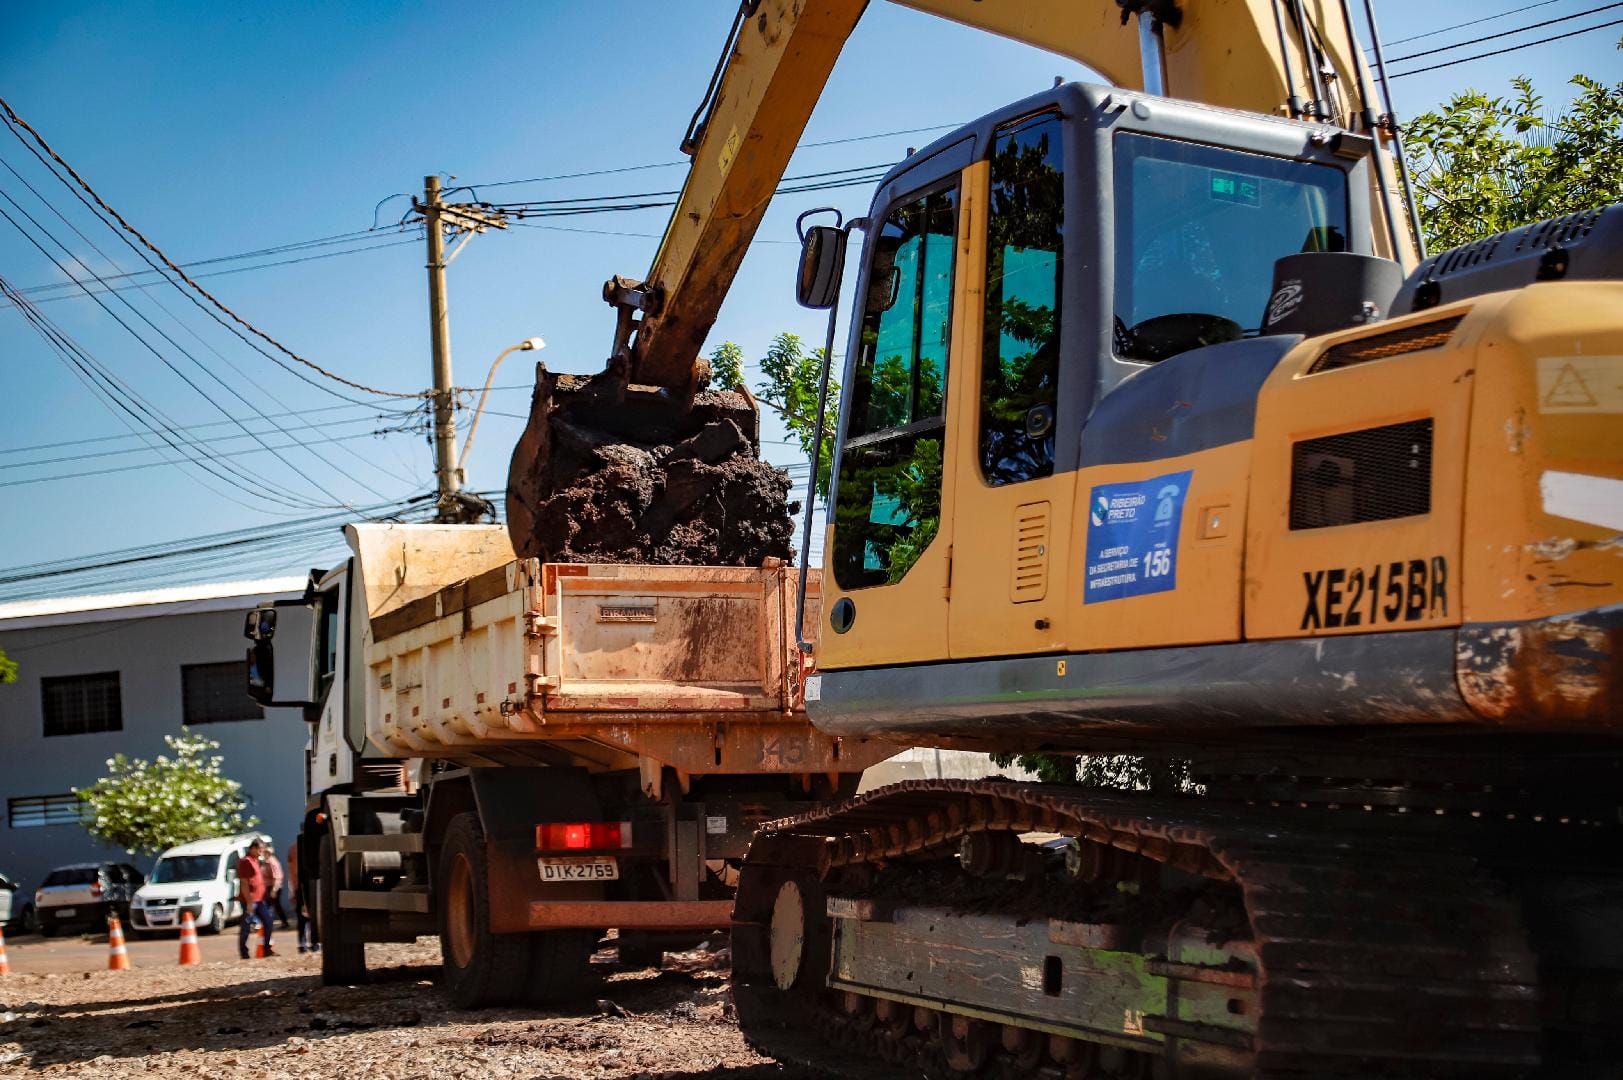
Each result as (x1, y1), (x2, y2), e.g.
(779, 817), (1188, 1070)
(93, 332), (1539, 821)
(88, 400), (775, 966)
(2, 929), (244, 975)
(0, 938), (820, 1079)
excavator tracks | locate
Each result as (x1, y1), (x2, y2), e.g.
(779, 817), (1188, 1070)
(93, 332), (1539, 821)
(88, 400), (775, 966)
(732, 780), (1568, 1078)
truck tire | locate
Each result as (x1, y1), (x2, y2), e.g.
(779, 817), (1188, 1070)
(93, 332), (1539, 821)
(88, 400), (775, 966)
(525, 929), (597, 1005)
(438, 811), (527, 1008)
(318, 833), (367, 985)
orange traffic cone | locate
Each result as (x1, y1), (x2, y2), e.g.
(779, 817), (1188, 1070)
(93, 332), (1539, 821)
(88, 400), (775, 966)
(0, 924), (10, 975)
(255, 918), (269, 958)
(107, 914), (131, 971)
(177, 910), (201, 966)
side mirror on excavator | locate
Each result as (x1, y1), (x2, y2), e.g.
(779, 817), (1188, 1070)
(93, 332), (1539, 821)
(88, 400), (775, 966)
(795, 218), (846, 310)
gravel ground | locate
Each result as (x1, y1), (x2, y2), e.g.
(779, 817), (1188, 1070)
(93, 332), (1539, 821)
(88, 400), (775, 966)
(0, 939), (822, 1079)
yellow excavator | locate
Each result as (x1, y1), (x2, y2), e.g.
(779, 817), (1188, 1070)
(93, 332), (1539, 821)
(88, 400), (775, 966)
(509, 1), (1622, 1074)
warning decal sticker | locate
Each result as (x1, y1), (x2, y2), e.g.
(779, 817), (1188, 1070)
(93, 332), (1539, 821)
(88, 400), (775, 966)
(1084, 470), (1192, 604)
(1537, 356), (1623, 414)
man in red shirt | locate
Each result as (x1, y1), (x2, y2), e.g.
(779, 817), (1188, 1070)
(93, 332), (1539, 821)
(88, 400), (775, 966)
(236, 837), (273, 959)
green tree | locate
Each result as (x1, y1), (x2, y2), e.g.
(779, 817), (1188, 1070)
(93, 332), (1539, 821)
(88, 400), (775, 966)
(76, 731), (259, 856)
(754, 331), (840, 498)
(708, 340), (745, 391)
(0, 648), (15, 685)
(1404, 57), (1623, 252)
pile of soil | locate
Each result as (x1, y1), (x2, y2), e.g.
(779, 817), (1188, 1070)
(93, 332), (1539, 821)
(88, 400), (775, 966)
(505, 363), (797, 566)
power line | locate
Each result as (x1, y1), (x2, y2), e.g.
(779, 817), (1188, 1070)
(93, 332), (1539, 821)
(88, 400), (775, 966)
(1390, 15), (1623, 76)
(0, 400), (416, 457)
(1, 425), (421, 489)
(0, 156), (420, 492)
(0, 95), (425, 400)
(1385, 1), (1623, 63)
(1, 272), (332, 513)
(2, 235), (419, 308)
(0, 185), (375, 507)
(459, 123), (961, 192)
(1378, 0), (1566, 47)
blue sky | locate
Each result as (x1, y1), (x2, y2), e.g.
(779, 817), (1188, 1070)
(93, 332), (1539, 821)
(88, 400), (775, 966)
(1, 1), (1618, 593)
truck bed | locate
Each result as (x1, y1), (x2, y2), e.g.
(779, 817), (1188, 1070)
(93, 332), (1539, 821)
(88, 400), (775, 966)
(352, 526), (890, 777)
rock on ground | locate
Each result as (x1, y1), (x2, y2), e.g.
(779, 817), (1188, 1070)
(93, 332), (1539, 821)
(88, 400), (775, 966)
(0, 939), (820, 1079)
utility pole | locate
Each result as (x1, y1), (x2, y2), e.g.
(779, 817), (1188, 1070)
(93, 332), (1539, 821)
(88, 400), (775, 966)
(415, 175), (507, 523)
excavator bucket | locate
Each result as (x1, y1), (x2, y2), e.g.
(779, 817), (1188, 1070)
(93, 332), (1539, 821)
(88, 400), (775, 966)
(505, 361), (794, 567)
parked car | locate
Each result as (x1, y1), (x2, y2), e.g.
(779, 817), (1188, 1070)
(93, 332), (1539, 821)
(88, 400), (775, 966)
(35, 862), (143, 936)
(0, 872), (35, 934)
(131, 835), (258, 935)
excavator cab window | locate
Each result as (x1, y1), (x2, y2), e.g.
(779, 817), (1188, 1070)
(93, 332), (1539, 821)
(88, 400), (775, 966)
(980, 113), (1064, 486)
(832, 181), (958, 590)
(1112, 133), (1348, 363)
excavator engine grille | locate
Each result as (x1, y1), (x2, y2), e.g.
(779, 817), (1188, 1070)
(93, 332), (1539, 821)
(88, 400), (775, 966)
(1307, 314), (1464, 374)
(1289, 419), (1433, 530)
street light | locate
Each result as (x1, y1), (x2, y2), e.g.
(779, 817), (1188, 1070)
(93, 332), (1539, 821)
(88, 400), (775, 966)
(457, 337), (544, 475)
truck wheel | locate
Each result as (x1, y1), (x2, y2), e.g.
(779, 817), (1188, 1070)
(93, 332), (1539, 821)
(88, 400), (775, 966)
(439, 811), (527, 1008)
(318, 833), (367, 985)
(204, 903), (226, 935)
(525, 929), (597, 1005)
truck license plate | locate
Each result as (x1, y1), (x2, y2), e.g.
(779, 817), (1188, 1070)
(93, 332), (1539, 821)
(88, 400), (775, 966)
(55, 907), (77, 918)
(538, 857), (619, 882)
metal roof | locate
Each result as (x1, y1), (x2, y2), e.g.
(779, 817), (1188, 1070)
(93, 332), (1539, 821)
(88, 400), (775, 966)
(0, 577), (307, 631)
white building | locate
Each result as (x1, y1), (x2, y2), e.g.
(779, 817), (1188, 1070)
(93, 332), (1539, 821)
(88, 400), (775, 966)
(0, 578), (308, 901)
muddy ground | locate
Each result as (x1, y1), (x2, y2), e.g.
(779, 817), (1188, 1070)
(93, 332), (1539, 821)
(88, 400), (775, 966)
(0, 939), (823, 1079)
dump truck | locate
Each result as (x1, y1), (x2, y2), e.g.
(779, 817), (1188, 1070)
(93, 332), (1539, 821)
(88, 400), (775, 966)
(245, 522), (894, 1005)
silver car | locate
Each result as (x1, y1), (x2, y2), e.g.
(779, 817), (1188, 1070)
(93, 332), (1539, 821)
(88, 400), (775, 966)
(35, 862), (142, 936)
(0, 872), (34, 934)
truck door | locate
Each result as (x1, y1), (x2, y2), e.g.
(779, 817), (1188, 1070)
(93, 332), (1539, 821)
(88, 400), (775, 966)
(947, 113), (1072, 659)
(815, 152), (969, 670)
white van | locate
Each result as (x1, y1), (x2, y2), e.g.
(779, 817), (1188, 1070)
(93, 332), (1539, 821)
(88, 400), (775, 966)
(130, 834), (262, 935)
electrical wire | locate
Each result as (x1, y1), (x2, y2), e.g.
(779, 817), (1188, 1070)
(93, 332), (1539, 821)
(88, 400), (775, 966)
(1380, 0), (1565, 47)
(5, 410), (421, 471)
(1384, 1), (1623, 63)
(0, 494), (435, 602)
(0, 95), (425, 400)
(0, 186), (378, 507)
(3, 236), (419, 308)
(0, 273), (334, 513)
(461, 124), (962, 192)
(0, 155), (421, 490)
(0, 400), (403, 457)
(1390, 15), (1623, 76)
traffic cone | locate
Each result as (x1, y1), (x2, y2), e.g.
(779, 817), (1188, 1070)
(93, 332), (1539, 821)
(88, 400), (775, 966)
(255, 918), (269, 958)
(107, 914), (131, 971)
(0, 924), (10, 975)
(177, 910), (201, 966)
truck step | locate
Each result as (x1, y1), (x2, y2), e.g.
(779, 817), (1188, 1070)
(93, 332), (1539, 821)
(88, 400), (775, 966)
(338, 888), (430, 913)
(338, 834), (425, 854)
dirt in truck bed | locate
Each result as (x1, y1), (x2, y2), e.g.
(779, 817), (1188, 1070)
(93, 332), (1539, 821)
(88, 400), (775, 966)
(0, 937), (817, 1079)
(506, 364), (797, 567)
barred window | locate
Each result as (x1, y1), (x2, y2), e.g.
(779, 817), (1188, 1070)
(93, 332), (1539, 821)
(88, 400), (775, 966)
(182, 660), (262, 725)
(41, 672), (123, 737)
(8, 794), (86, 829)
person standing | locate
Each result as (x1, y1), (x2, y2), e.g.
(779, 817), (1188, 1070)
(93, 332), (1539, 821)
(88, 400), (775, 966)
(261, 840), (290, 930)
(236, 837), (270, 959)
(287, 839), (318, 953)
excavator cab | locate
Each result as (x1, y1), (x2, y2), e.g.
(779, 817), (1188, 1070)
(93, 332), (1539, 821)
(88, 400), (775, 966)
(809, 81), (1390, 675)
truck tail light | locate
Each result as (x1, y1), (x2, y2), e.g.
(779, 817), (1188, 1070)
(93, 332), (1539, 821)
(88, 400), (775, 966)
(91, 880), (103, 899)
(536, 821), (631, 851)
